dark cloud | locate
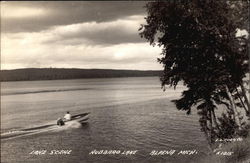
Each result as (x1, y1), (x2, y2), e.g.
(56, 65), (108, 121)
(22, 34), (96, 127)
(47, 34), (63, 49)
(2, 1), (147, 33)
(43, 18), (146, 45)
(82, 30), (145, 45)
(1, 1), (163, 70)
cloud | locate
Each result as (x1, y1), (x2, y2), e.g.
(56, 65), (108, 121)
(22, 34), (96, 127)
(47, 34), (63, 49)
(1, 1), (163, 70)
(1, 1), (147, 33)
(1, 6), (48, 18)
(2, 30), (162, 70)
(44, 15), (146, 45)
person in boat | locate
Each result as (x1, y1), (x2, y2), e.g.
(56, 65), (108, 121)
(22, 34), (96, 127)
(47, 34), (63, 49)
(63, 111), (72, 121)
(57, 118), (65, 126)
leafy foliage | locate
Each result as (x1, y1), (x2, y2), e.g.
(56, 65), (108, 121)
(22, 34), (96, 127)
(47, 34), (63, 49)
(140, 0), (249, 148)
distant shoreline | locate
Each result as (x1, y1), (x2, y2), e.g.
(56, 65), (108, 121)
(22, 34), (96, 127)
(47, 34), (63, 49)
(0, 68), (162, 82)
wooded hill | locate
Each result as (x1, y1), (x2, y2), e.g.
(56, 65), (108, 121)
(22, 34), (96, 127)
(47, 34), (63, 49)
(0, 68), (162, 82)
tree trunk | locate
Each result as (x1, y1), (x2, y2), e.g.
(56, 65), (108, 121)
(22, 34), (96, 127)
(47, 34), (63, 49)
(236, 88), (250, 116)
(203, 118), (213, 150)
(240, 83), (250, 111)
(208, 109), (214, 144)
(225, 85), (242, 129)
(211, 107), (220, 130)
(200, 109), (213, 150)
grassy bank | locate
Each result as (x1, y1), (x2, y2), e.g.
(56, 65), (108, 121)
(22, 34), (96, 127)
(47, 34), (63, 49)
(201, 130), (250, 163)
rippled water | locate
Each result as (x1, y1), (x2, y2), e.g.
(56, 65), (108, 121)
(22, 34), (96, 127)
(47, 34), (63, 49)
(1, 77), (209, 163)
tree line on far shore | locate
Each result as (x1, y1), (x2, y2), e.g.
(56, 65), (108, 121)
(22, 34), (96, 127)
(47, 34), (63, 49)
(0, 68), (162, 82)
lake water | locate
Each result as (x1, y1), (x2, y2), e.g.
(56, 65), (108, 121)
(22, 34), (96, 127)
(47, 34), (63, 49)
(1, 77), (209, 163)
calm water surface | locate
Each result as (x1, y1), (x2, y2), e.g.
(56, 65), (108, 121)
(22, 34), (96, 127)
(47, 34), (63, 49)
(1, 77), (209, 163)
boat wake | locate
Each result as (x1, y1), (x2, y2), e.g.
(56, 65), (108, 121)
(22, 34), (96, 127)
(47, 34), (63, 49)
(1, 116), (89, 140)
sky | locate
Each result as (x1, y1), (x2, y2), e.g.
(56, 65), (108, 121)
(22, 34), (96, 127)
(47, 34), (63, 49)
(1, 1), (163, 70)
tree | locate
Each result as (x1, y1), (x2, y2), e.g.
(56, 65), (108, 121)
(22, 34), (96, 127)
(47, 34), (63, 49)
(139, 0), (249, 148)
